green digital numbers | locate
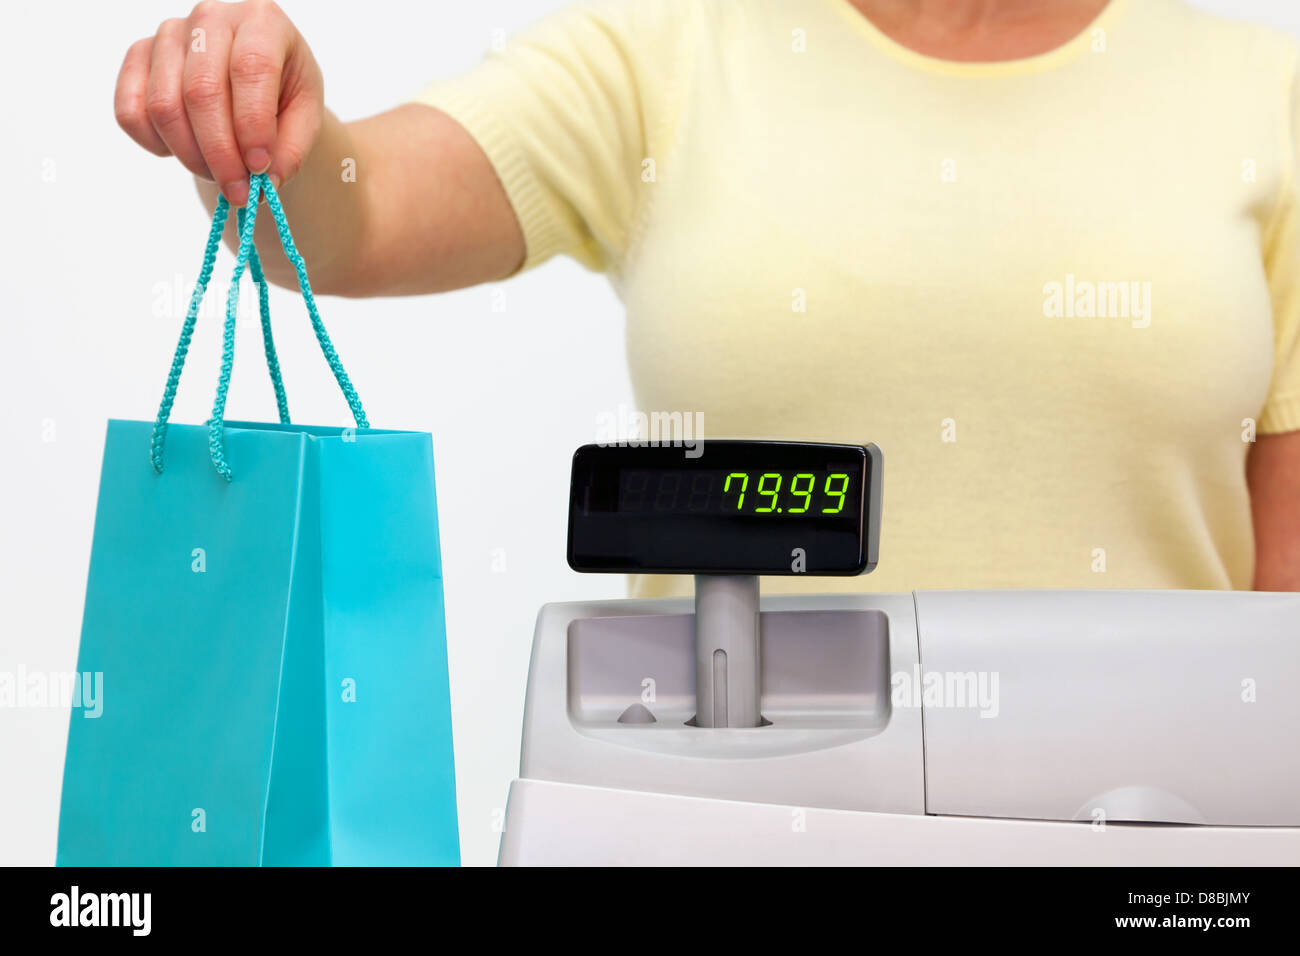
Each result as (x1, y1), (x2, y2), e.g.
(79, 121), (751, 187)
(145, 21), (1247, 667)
(821, 473), (849, 513)
(724, 472), (749, 510)
(789, 473), (814, 513)
(755, 473), (782, 512)
(719, 470), (850, 515)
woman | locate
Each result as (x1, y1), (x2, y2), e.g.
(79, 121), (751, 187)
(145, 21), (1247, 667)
(114, 0), (1300, 597)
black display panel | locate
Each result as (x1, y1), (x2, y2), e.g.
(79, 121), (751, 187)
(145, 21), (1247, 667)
(567, 441), (881, 575)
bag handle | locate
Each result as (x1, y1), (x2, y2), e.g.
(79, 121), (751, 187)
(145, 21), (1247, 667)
(239, 203), (291, 426)
(149, 173), (369, 479)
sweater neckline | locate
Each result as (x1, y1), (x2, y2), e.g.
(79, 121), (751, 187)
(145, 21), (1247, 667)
(825, 0), (1131, 78)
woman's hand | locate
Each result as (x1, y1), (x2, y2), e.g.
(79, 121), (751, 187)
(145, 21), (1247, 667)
(111, 0), (522, 294)
(114, 0), (322, 207)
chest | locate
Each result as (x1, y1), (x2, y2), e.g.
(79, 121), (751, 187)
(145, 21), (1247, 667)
(619, 52), (1281, 434)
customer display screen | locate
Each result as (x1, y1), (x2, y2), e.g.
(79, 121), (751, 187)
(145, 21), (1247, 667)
(567, 441), (881, 575)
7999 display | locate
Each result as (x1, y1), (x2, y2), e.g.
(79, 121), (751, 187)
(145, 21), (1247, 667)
(617, 468), (855, 518)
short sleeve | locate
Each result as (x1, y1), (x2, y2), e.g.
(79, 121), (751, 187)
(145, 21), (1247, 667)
(409, 1), (684, 274)
(1261, 42), (1300, 433)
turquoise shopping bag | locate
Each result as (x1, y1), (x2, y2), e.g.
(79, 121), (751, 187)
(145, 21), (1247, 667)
(57, 174), (459, 866)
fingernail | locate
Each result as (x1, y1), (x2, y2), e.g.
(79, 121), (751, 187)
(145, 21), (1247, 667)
(223, 180), (250, 207)
(267, 171), (281, 190)
(245, 147), (271, 173)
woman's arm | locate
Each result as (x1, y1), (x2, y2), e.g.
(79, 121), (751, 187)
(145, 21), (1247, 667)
(114, 0), (524, 297)
(200, 104), (527, 297)
(1247, 430), (1300, 590)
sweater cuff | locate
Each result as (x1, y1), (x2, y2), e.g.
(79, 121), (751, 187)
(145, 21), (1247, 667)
(408, 80), (572, 273)
(1259, 390), (1300, 433)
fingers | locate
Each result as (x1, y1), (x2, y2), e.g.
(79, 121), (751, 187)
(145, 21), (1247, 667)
(182, 15), (249, 205)
(146, 18), (210, 181)
(269, 73), (322, 187)
(229, 10), (295, 178)
(115, 38), (170, 156)
(119, 1), (321, 198)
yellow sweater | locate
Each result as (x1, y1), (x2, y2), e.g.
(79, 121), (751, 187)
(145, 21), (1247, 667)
(415, 0), (1300, 597)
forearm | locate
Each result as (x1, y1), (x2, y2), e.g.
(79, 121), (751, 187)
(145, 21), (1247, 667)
(1247, 431), (1300, 590)
(198, 104), (524, 297)
(197, 108), (363, 293)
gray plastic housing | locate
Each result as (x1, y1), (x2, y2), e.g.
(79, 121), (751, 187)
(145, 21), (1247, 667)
(917, 589), (1300, 825)
(516, 589), (1300, 826)
(526, 594), (923, 813)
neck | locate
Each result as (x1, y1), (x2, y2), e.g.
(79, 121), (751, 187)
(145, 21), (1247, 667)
(848, 0), (1112, 62)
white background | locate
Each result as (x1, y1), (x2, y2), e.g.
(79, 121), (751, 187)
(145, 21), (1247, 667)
(1, 0), (1297, 867)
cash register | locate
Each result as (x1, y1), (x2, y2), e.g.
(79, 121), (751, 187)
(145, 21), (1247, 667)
(497, 440), (1300, 865)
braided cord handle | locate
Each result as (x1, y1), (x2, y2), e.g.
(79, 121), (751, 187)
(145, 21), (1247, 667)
(149, 198), (229, 474)
(150, 172), (368, 479)
(239, 203), (291, 426)
(260, 178), (369, 429)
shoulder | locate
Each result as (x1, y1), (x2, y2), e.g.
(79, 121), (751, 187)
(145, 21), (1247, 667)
(1139, 0), (1298, 81)
(514, 0), (703, 47)
(499, 1), (712, 95)
(522, 0), (795, 56)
